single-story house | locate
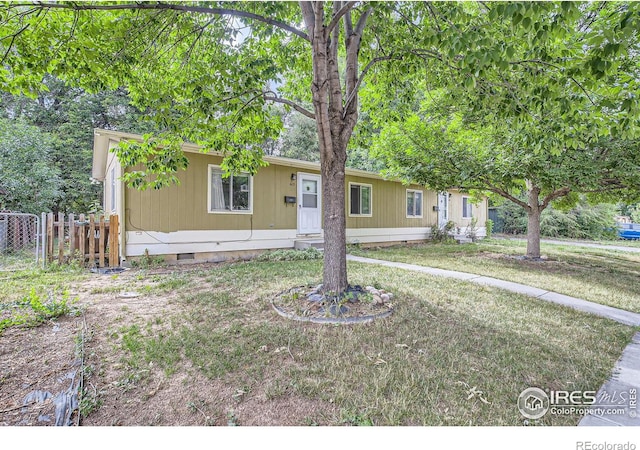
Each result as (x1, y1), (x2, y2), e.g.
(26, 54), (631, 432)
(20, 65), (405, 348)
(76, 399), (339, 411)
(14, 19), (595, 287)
(92, 129), (487, 264)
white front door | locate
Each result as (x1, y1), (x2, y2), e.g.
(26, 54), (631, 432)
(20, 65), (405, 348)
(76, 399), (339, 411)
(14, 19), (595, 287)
(438, 192), (449, 229)
(297, 173), (322, 234)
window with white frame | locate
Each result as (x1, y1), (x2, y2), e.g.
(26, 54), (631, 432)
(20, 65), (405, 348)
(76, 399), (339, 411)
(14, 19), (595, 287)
(349, 182), (372, 216)
(208, 165), (252, 213)
(406, 189), (423, 218)
(109, 167), (116, 213)
(462, 196), (473, 218)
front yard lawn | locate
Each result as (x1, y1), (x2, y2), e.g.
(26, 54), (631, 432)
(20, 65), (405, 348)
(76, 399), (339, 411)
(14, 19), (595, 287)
(349, 239), (640, 313)
(1, 252), (636, 426)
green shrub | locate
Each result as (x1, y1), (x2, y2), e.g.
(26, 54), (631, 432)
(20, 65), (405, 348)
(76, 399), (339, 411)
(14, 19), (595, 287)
(485, 219), (493, 239)
(495, 199), (618, 240)
(541, 202), (617, 240)
(430, 221), (456, 243)
(497, 202), (528, 235)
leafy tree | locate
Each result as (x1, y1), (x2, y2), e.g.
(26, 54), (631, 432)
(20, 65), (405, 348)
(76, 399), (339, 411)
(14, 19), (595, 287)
(0, 118), (62, 214)
(278, 111), (320, 162)
(373, 106), (640, 257)
(0, 76), (153, 214)
(276, 110), (383, 171)
(368, 0), (640, 258)
(2, 2), (639, 288)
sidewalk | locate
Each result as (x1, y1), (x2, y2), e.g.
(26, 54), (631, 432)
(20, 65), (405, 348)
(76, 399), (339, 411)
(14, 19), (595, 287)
(495, 236), (640, 253)
(347, 255), (640, 326)
(346, 254), (640, 426)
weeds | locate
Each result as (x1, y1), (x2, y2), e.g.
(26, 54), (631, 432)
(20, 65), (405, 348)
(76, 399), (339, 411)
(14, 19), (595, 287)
(0, 288), (80, 334)
(256, 247), (322, 262)
(130, 249), (165, 269)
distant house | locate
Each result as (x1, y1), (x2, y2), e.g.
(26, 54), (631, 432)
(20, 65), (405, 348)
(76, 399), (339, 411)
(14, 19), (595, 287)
(92, 129), (488, 264)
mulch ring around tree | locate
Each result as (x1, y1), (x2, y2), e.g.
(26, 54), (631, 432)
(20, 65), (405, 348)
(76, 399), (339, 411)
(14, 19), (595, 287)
(271, 283), (395, 324)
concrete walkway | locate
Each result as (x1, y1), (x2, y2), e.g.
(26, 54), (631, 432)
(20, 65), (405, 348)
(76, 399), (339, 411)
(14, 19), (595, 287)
(346, 254), (640, 426)
(347, 255), (640, 326)
(496, 236), (640, 253)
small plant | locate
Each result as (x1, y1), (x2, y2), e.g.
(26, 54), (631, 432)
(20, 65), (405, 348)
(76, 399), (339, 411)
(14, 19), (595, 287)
(0, 288), (79, 334)
(340, 409), (374, 426)
(79, 384), (103, 418)
(485, 219), (494, 239)
(430, 221), (456, 243)
(131, 249), (165, 269)
(466, 217), (479, 242)
(226, 410), (239, 426)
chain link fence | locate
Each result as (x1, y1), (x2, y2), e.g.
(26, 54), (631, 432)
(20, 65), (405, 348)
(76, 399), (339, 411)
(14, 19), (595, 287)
(0, 212), (41, 270)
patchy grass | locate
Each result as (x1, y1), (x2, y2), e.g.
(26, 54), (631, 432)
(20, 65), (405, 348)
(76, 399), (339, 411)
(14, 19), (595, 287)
(540, 236), (640, 248)
(350, 239), (640, 313)
(104, 259), (635, 426)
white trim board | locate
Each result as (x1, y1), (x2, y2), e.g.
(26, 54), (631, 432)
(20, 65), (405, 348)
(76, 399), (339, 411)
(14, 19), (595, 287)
(124, 227), (446, 257)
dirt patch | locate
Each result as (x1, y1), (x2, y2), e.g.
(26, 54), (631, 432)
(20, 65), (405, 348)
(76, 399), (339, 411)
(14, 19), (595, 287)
(0, 264), (338, 426)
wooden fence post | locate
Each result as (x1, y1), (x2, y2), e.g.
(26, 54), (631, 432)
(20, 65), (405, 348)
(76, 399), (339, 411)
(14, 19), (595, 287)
(57, 212), (64, 264)
(78, 214), (86, 267)
(69, 213), (75, 261)
(108, 214), (119, 268)
(99, 215), (105, 268)
(47, 212), (54, 263)
(89, 214), (96, 268)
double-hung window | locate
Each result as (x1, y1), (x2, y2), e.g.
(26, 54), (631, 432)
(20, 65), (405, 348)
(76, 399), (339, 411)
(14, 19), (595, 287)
(349, 183), (372, 216)
(406, 190), (423, 218)
(462, 196), (473, 219)
(208, 165), (252, 213)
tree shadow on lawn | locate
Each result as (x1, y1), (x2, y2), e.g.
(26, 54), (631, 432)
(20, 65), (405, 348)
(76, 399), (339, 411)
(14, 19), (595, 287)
(93, 260), (635, 426)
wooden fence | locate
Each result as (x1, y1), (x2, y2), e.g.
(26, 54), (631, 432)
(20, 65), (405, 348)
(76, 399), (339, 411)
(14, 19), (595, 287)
(45, 213), (119, 267)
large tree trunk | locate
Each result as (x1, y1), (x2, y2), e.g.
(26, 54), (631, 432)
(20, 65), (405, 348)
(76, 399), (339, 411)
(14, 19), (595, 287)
(526, 182), (542, 259)
(526, 207), (542, 259)
(301, 1), (364, 294)
(321, 142), (348, 293)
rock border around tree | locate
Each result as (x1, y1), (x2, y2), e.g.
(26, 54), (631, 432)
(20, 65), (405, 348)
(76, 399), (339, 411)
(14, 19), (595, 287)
(271, 284), (395, 325)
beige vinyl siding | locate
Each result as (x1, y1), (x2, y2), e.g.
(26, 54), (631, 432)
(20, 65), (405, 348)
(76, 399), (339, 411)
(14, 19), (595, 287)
(344, 175), (437, 229)
(448, 191), (488, 227)
(124, 154), (441, 233)
(125, 153), (306, 232)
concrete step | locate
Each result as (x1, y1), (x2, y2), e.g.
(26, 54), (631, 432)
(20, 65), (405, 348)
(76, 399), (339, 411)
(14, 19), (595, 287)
(294, 239), (324, 250)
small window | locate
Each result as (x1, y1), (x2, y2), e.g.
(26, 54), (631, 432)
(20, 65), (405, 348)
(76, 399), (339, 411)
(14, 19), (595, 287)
(462, 196), (473, 218)
(349, 183), (372, 216)
(110, 168), (116, 213)
(406, 190), (423, 218)
(209, 165), (252, 213)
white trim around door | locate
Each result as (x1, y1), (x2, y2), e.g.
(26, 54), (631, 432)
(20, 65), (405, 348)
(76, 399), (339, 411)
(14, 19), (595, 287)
(297, 172), (322, 235)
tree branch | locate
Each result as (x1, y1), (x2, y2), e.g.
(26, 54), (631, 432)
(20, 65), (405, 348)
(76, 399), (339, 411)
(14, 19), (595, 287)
(343, 54), (395, 119)
(22, 2), (310, 41)
(1, 23), (29, 64)
(326, 1), (358, 37)
(263, 92), (316, 120)
(354, 6), (372, 36)
(541, 186), (571, 209)
(485, 186), (531, 210)
(509, 59), (597, 106)
(299, 1), (315, 38)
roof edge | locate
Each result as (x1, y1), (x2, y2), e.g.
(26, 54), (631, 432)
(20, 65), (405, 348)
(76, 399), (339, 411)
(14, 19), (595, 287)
(92, 128), (397, 182)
